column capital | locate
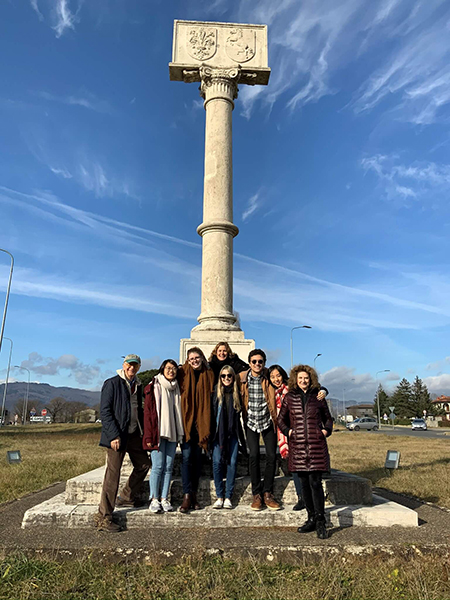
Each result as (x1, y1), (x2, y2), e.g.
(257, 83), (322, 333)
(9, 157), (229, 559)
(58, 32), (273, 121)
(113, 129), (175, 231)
(199, 65), (240, 108)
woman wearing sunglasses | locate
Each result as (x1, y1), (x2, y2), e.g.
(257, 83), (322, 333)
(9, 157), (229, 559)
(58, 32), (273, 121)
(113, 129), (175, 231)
(210, 365), (244, 509)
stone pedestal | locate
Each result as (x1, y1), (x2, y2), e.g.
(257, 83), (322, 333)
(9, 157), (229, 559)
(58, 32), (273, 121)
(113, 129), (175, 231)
(169, 21), (270, 362)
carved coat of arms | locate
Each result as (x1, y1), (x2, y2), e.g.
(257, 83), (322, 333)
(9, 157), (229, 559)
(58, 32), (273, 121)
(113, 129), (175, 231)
(226, 28), (256, 63)
(187, 27), (217, 61)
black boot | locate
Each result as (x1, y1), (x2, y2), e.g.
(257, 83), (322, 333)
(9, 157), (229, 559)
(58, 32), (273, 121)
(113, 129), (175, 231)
(292, 498), (305, 511)
(297, 512), (316, 533)
(316, 518), (328, 539)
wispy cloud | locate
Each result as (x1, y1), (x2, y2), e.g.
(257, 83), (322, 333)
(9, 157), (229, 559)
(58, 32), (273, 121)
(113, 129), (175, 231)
(242, 192), (261, 221)
(52, 0), (83, 38)
(2, 185), (450, 336)
(49, 166), (72, 179)
(361, 154), (450, 206)
(30, 0), (44, 21)
(36, 90), (114, 114)
(235, 0), (450, 124)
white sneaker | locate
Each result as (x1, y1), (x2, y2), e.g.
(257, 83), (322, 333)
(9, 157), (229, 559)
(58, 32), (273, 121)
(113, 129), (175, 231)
(161, 499), (173, 512)
(213, 498), (224, 509)
(149, 498), (162, 513)
(223, 498), (232, 509)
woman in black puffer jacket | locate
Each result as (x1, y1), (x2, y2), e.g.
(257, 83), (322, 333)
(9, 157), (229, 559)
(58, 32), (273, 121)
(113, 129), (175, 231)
(278, 364), (333, 539)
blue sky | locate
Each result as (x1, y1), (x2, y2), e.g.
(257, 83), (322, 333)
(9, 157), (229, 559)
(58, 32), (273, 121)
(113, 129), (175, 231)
(1, 0), (450, 402)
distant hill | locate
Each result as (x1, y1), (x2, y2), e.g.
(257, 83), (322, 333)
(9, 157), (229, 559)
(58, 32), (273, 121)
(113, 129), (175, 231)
(0, 382), (100, 412)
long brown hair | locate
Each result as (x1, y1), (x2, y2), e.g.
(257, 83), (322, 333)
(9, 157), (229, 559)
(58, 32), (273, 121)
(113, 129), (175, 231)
(216, 366), (241, 411)
(208, 341), (236, 362)
(288, 364), (319, 392)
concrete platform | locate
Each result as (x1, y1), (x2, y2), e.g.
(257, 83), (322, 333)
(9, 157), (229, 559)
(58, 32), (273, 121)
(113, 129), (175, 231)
(22, 493), (418, 529)
(65, 465), (373, 507)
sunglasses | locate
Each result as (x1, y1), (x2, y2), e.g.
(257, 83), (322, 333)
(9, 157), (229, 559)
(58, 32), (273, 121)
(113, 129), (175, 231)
(221, 374), (233, 379)
(251, 359), (264, 365)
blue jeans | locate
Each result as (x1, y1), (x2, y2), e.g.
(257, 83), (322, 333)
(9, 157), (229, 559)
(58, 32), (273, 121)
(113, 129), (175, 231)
(149, 439), (177, 499)
(212, 436), (239, 499)
(292, 471), (303, 500)
(180, 429), (203, 495)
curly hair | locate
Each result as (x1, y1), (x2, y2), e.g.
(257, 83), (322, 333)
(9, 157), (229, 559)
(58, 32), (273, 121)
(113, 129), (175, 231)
(288, 364), (319, 392)
(208, 341), (236, 362)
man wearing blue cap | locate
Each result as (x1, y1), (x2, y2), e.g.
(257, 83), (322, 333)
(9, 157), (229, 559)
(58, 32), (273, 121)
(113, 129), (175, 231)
(94, 354), (151, 532)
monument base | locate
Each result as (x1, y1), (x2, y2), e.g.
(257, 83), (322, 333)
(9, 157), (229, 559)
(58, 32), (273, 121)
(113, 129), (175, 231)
(179, 328), (254, 364)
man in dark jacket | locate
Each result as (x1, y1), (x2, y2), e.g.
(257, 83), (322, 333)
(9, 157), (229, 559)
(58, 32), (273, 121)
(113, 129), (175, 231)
(94, 354), (151, 532)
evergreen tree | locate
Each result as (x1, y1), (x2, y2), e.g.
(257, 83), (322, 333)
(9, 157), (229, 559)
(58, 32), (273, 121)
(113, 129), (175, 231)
(390, 378), (413, 418)
(374, 384), (390, 417)
(411, 376), (432, 418)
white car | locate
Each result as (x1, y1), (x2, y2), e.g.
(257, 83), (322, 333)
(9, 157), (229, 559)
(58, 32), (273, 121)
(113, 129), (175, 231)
(411, 418), (427, 431)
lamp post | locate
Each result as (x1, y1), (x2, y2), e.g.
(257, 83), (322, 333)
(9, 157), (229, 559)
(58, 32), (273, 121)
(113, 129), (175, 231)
(376, 369), (390, 427)
(290, 325), (312, 369)
(14, 365), (30, 425)
(0, 337), (13, 427)
(313, 353), (322, 370)
(0, 249), (14, 354)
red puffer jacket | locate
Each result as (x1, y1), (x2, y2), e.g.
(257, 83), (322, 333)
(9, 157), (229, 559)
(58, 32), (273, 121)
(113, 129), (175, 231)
(277, 387), (333, 473)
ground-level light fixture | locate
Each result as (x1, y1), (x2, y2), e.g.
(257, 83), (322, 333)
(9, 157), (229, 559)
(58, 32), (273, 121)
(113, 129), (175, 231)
(385, 450), (400, 471)
(6, 450), (22, 464)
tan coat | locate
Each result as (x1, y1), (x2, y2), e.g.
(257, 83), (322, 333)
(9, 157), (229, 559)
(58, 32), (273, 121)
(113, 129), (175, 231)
(239, 369), (277, 428)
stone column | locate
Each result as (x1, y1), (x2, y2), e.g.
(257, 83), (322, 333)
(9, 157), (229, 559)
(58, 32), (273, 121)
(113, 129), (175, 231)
(169, 20), (270, 361)
(194, 66), (240, 332)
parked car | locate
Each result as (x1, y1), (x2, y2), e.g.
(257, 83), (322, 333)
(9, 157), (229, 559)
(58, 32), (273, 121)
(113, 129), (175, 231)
(411, 418), (427, 431)
(347, 417), (378, 431)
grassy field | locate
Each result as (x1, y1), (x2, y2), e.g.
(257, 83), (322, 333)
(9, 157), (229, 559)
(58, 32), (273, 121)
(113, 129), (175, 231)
(0, 553), (449, 600)
(1, 424), (449, 508)
(329, 429), (450, 508)
(0, 424), (104, 504)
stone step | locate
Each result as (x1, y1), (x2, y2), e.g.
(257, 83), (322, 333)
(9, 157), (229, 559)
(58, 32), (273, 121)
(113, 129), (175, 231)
(22, 493), (419, 529)
(65, 467), (372, 507)
(117, 451), (287, 478)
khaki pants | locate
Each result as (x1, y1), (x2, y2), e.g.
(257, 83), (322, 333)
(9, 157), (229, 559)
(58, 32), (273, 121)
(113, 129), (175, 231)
(98, 430), (151, 520)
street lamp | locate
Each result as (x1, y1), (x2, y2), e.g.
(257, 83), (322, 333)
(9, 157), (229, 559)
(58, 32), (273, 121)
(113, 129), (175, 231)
(0, 249), (14, 354)
(14, 365), (30, 425)
(0, 337), (13, 426)
(290, 325), (312, 369)
(376, 369), (390, 427)
(314, 353), (322, 370)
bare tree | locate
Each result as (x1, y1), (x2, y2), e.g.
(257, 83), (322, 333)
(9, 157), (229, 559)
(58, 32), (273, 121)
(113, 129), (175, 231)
(45, 397), (68, 423)
(63, 401), (88, 423)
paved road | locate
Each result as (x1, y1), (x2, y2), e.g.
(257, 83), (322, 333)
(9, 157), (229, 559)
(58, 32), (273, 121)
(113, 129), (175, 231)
(342, 427), (449, 439)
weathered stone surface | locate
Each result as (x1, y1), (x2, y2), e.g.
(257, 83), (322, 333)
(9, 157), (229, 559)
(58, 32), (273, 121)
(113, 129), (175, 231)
(65, 462), (372, 508)
(22, 494), (418, 529)
(169, 20), (270, 85)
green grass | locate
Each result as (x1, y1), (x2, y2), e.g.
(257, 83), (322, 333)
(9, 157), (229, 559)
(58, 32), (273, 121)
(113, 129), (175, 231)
(0, 424), (104, 504)
(0, 553), (449, 600)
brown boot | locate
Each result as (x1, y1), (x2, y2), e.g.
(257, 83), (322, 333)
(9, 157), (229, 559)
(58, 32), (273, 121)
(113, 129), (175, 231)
(191, 491), (200, 510)
(250, 494), (263, 511)
(264, 492), (281, 511)
(94, 514), (122, 533)
(179, 493), (191, 514)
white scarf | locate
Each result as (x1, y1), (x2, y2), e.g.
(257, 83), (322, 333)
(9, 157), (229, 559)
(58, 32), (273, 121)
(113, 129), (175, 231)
(154, 373), (184, 443)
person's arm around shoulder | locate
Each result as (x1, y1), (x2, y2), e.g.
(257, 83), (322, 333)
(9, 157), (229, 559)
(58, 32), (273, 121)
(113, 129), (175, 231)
(277, 394), (291, 438)
(317, 385), (328, 401)
(100, 378), (121, 450)
(319, 395), (333, 438)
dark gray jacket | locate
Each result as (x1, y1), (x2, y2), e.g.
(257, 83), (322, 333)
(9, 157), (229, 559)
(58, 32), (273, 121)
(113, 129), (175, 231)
(99, 374), (144, 449)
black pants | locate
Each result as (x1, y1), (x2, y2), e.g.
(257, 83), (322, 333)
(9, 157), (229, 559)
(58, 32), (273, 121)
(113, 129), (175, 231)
(292, 471), (303, 500)
(246, 425), (277, 496)
(297, 471), (325, 520)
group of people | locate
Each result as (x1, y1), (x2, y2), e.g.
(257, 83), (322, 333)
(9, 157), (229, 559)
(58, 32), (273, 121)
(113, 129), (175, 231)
(94, 342), (333, 539)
